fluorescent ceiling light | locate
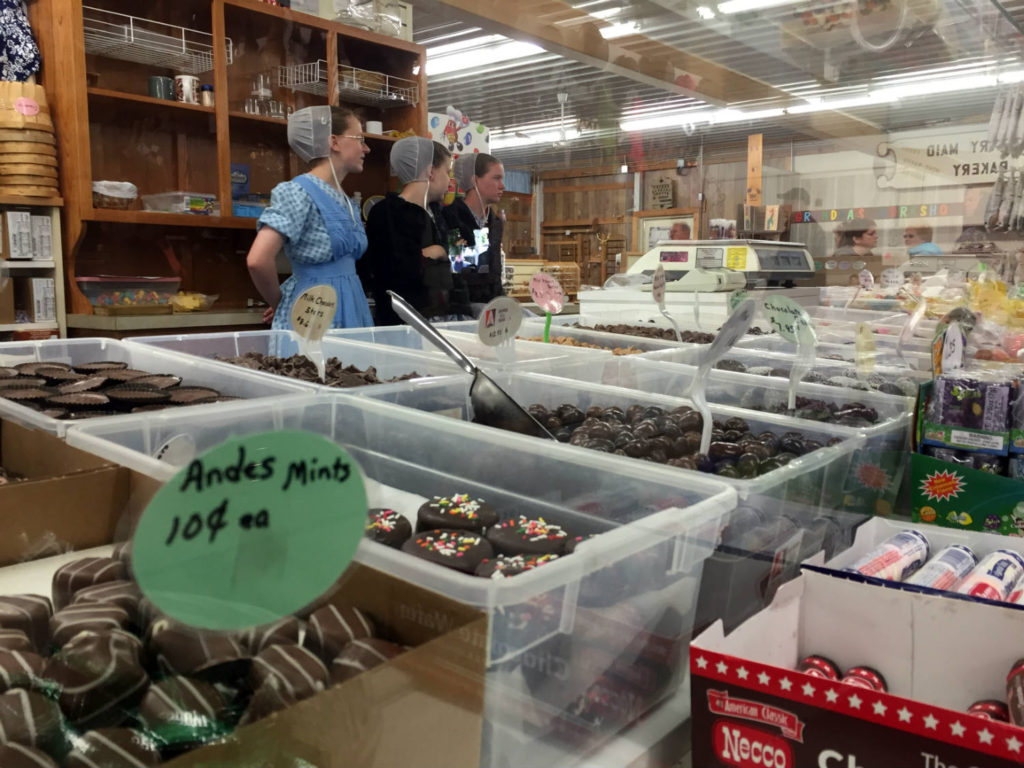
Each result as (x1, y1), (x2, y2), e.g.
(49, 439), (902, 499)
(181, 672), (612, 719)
(425, 34), (504, 57)
(696, 5), (716, 18)
(589, 6), (624, 18)
(600, 21), (640, 39)
(620, 106), (782, 131)
(490, 128), (581, 149)
(427, 39), (546, 76)
(717, 0), (800, 14)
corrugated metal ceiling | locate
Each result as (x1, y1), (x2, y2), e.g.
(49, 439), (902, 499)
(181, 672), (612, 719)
(412, 0), (1024, 170)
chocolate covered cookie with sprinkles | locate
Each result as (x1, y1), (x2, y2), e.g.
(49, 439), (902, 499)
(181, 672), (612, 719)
(485, 516), (570, 557)
(475, 554), (560, 579)
(401, 530), (494, 574)
(415, 494), (499, 533)
(365, 508), (412, 548)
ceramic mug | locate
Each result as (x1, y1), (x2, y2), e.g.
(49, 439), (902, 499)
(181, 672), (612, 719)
(148, 76), (175, 100)
(174, 75), (199, 104)
(366, 120), (383, 134)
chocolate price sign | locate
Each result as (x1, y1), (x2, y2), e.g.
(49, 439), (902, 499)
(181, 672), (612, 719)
(291, 285), (338, 342)
(763, 295), (816, 346)
(133, 431), (366, 630)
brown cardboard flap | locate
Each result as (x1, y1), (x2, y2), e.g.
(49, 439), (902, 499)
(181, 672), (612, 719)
(1, 419), (112, 478)
(167, 563), (487, 768)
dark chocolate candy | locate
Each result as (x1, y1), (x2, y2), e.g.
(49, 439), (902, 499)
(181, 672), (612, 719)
(0, 630), (33, 654)
(485, 516), (569, 557)
(304, 605), (374, 665)
(0, 650), (43, 694)
(15, 361), (70, 376)
(167, 387), (219, 404)
(52, 558), (126, 610)
(44, 629), (149, 728)
(0, 688), (65, 755)
(50, 603), (131, 648)
(239, 679), (299, 726)
(401, 529), (494, 575)
(0, 743), (58, 767)
(71, 581), (142, 627)
(137, 676), (229, 750)
(65, 727), (162, 767)
(146, 620), (249, 683)
(72, 362), (127, 374)
(0, 596), (52, 652)
(415, 494), (499, 533)
(240, 616), (301, 655)
(103, 388), (171, 408)
(330, 639), (405, 685)
(250, 644), (328, 700)
(130, 374), (182, 390)
(366, 508), (412, 548)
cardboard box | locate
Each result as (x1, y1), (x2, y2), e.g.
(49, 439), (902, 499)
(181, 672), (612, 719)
(14, 277), (55, 322)
(692, 565), (1024, 767)
(0, 419), (139, 565)
(30, 214), (51, 261)
(3, 209), (33, 260)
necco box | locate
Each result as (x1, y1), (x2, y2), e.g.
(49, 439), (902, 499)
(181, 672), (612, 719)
(905, 544), (977, 590)
(956, 549), (1024, 602)
(847, 530), (929, 581)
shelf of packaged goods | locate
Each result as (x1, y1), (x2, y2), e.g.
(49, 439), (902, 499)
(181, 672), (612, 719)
(84, 209), (257, 229)
(0, 322), (58, 332)
(87, 88), (216, 116)
(67, 309), (266, 331)
(1, 261), (55, 270)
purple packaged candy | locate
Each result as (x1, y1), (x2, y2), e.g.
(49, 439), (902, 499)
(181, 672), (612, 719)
(929, 375), (1013, 433)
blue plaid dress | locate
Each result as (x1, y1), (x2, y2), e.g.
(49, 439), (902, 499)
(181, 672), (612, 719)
(258, 175), (372, 330)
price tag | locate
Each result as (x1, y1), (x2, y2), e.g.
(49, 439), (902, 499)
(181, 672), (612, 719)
(530, 273), (564, 314)
(290, 285), (338, 342)
(855, 322), (876, 377)
(763, 295), (816, 345)
(154, 434), (197, 465)
(652, 264), (667, 309)
(728, 290), (750, 313)
(132, 431), (366, 630)
(934, 321), (966, 375)
(726, 247), (747, 270)
(881, 268), (902, 289)
(858, 269), (875, 289)
(477, 296), (522, 347)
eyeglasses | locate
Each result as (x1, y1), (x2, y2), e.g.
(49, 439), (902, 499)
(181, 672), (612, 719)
(903, 233), (919, 239)
(339, 135), (366, 144)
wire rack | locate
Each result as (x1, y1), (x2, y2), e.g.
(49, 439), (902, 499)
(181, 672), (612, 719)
(82, 6), (233, 74)
(278, 60), (418, 108)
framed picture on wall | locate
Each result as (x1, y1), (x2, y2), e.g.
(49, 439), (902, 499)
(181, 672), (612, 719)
(632, 207), (701, 252)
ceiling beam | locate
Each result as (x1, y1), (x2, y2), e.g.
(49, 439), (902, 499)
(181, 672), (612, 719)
(415, 0), (882, 141)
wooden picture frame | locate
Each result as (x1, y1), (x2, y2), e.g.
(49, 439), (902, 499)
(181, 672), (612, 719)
(632, 207), (701, 252)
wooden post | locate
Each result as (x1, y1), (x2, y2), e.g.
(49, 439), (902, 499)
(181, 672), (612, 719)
(746, 133), (762, 206)
(212, 0), (232, 217)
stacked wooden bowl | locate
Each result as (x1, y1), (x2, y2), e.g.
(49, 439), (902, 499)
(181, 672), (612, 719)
(0, 82), (58, 199)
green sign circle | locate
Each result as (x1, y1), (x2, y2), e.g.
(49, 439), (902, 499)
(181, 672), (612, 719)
(132, 431), (367, 630)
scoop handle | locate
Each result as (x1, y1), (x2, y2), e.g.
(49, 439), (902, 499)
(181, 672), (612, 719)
(387, 291), (477, 376)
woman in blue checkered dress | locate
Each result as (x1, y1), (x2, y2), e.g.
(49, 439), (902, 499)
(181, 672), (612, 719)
(246, 107), (373, 330)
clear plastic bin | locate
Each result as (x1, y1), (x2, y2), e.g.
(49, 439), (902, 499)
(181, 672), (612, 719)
(735, 335), (933, 370)
(75, 276), (180, 308)
(128, 330), (466, 391)
(553, 354), (913, 520)
(324, 325), (605, 370)
(65, 393), (736, 768)
(0, 338), (313, 436)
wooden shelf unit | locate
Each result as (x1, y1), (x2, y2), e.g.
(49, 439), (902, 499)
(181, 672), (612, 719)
(30, 0), (427, 318)
(0, 201), (67, 338)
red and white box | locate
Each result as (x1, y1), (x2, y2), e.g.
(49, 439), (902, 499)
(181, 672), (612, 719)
(691, 563), (1024, 767)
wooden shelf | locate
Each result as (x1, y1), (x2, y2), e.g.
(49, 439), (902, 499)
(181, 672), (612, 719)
(67, 309), (265, 331)
(84, 209), (257, 229)
(1, 260), (55, 269)
(0, 322), (58, 332)
(87, 87), (216, 116)
(0, 195), (63, 207)
(229, 111), (287, 126)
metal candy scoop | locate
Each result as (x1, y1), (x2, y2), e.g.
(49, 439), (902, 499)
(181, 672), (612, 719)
(387, 291), (556, 440)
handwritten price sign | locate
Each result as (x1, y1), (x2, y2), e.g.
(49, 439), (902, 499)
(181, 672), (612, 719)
(763, 295), (816, 346)
(290, 285), (338, 341)
(652, 264), (667, 309)
(132, 431), (366, 630)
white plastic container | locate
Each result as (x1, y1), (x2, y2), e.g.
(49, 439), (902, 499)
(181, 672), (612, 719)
(0, 338), (313, 436)
(735, 335), (933, 370)
(65, 393), (735, 768)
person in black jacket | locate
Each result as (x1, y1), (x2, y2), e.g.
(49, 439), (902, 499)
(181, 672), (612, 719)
(362, 137), (463, 324)
(443, 153), (506, 309)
